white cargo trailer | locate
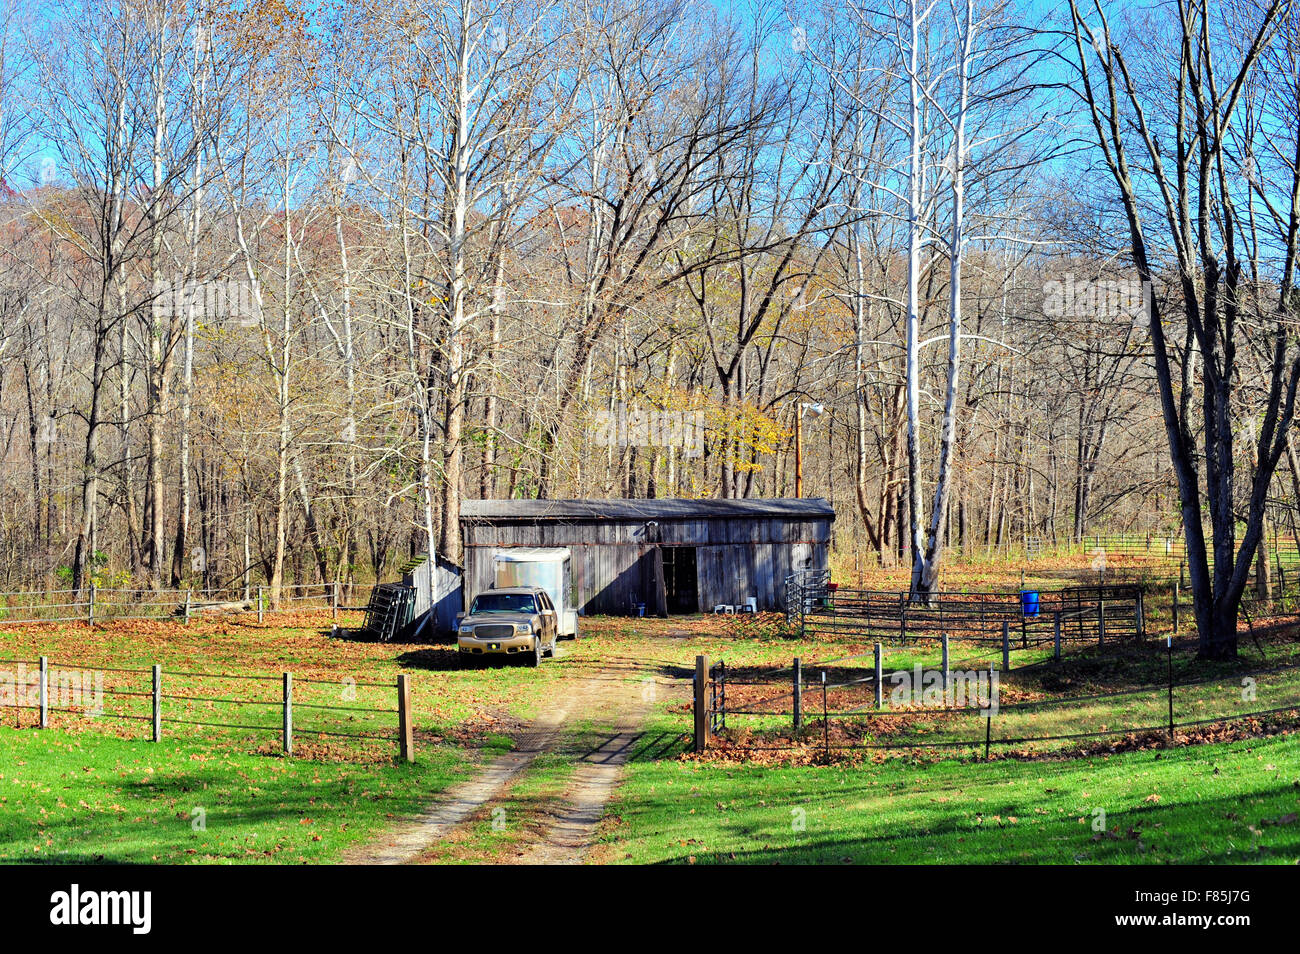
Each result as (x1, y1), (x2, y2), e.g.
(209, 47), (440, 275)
(492, 548), (579, 639)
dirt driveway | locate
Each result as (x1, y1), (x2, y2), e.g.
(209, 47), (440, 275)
(344, 640), (687, 865)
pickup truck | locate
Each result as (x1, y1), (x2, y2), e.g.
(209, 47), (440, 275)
(455, 586), (559, 667)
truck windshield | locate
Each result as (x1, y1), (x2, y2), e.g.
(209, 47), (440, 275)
(471, 593), (537, 615)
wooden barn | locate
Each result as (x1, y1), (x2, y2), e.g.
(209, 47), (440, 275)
(459, 497), (834, 616)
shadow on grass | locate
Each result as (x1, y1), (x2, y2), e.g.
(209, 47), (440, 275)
(617, 764), (1300, 864)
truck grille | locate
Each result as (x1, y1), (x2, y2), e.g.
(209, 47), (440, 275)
(473, 624), (515, 639)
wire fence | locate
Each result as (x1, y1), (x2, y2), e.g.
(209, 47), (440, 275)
(787, 564), (1300, 649)
(0, 652), (414, 762)
(1040, 531), (1300, 566)
(786, 570), (1146, 645)
(691, 637), (1300, 761)
(842, 529), (1300, 576)
(0, 582), (376, 626)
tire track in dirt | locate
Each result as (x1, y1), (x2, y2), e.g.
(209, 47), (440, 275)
(345, 651), (675, 865)
(342, 704), (572, 865)
(508, 664), (684, 865)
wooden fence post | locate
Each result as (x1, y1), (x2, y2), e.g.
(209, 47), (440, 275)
(1053, 612), (1062, 662)
(397, 674), (414, 762)
(1001, 621), (1010, 671)
(257, 586), (264, 623)
(792, 657), (802, 730)
(874, 643), (883, 709)
(282, 672), (293, 756)
(693, 655), (710, 753)
(39, 656), (48, 728)
(151, 665), (161, 742)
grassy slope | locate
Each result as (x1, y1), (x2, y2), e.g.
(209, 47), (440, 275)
(0, 727), (474, 864)
(595, 577), (1300, 865)
(601, 724), (1300, 864)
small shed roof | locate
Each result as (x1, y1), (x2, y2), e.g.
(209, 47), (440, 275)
(460, 497), (834, 522)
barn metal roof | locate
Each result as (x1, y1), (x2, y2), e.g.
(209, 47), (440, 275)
(460, 497), (834, 522)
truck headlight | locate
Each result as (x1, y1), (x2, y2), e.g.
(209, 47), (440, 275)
(459, 625), (474, 634)
(517, 624), (533, 634)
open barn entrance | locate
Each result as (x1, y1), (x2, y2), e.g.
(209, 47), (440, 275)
(662, 546), (699, 614)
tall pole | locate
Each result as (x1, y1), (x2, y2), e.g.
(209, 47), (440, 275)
(794, 407), (803, 498)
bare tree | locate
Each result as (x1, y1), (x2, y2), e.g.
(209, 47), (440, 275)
(1068, 0), (1300, 658)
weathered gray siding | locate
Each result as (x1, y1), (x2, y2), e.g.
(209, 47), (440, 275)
(461, 504), (832, 615)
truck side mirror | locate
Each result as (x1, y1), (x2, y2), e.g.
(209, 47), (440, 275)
(455, 612), (465, 621)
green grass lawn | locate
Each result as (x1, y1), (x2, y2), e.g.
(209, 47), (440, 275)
(7, 608), (1300, 866)
(0, 726), (480, 864)
(600, 728), (1300, 864)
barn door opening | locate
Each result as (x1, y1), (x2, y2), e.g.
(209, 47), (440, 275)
(662, 546), (698, 615)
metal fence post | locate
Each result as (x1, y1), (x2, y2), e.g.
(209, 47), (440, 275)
(1053, 611), (1062, 662)
(874, 642), (883, 709)
(257, 586), (264, 624)
(1172, 580), (1180, 633)
(792, 657), (802, 730)
(184, 589), (192, 625)
(986, 663), (996, 759)
(693, 655), (709, 753)
(1166, 636), (1174, 739)
(1001, 621), (1010, 671)
(332, 582), (340, 622)
(821, 670), (828, 756)
(282, 672), (293, 756)
(941, 633), (950, 692)
(39, 656), (48, 729)
(717, 661), (726, 733)
(88, 582), (96, 627)
(151, 665), (161, 742)
(1098, 596), (1106, 647)
(397, 674), (414, 762)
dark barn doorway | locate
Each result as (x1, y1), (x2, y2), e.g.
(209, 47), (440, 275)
(662, 546), (699, 614)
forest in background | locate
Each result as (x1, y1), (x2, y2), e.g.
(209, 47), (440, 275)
(0, 0), (1295, 654)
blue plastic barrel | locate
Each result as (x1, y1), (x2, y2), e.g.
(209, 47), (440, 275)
(1020, 590), (1040, 618)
